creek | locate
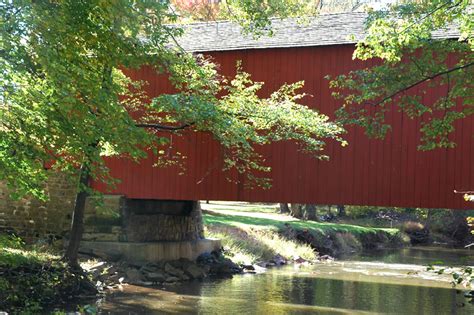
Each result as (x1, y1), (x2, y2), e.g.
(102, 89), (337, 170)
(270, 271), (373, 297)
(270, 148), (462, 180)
(98, 246), (474, 314)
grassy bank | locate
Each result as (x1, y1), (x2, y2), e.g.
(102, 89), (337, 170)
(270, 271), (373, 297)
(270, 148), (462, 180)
(0, 235), (96, 314)
(202, 202), (404, 264)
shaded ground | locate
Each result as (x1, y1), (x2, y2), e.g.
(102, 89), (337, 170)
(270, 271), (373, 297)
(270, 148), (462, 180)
(0, 235), (97, 313)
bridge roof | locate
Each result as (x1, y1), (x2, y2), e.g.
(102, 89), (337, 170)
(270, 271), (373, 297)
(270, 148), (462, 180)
(176, 12), (460, 53)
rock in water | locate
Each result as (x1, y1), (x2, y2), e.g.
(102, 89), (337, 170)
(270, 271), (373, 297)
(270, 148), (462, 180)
(125, 268), (143, 283)
(241, 264), (255, 271)
(165, 276), (180, 283)
(197, 252), (216, 264)
(210, 258), (242, 276)
(164, 263), (185, 277)
(272, 254), (287, 265)
(185, 264), (206, 279)
(144, 271), (166, 283)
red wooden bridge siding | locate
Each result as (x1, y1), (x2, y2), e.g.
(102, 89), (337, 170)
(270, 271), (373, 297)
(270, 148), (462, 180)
(92, 45), (474, 210)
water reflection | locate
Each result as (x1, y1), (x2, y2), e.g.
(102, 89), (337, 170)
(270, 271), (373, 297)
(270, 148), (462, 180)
(341, 246), (474, 266)
(99, 247), (474, 314)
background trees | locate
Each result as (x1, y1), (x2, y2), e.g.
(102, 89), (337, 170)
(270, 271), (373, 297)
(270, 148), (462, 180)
(172, 0), (375, 23)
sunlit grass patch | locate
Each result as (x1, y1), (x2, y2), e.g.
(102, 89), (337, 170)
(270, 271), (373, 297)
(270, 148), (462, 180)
(0, 247), (60, 267)
(248, 229), (315, 261)
(206, 227), (259, 265)
(202, 201), (278, 214)
(203, 209), (399, 236)
(0, 234), (60, 267)
(205, 225), (316, 265)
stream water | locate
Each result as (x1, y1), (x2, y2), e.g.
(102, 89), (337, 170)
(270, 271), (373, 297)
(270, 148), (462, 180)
(98, 247), (474, 314)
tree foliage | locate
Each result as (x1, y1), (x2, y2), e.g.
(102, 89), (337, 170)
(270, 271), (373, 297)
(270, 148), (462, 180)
(330, 0), (473, 150)
(1, 0), (346, 199)
(173, 0), (319, 32)
(172, 0), (369, 27)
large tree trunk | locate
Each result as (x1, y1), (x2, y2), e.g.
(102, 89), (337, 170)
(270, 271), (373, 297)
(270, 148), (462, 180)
(279, 203), (290, 214)
(304, 204), (317, 221)
(337, 205), (346, 217)
(425, 208), (434, 230)
(290, 203), (303, 219)
(64, 164), (90, 268)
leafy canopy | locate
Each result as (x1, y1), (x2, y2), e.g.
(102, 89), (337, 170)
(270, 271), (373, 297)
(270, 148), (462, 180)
(172, 0), (372, 26)
(172, 0), (318, 34)
(1, 0), (345, 198)
(330, 0), (473, 150)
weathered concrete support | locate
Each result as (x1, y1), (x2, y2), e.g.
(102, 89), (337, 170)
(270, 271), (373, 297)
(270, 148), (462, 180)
(123, 199), (204, 242)
(80, 239), (221, 263)
(81, 198), (213, 262)
(83, 197), (204, 242)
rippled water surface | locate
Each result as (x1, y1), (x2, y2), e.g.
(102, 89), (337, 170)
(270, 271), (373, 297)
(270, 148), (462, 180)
(99, 247), (474, 314)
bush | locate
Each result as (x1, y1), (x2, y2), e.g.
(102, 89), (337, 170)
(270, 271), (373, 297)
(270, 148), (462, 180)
(344, 206), (384, 218)
(401, 221), (425, 234)
(0, 234), (24, 250)
(332, 232), (362, 253)
(427, 209), (472, 244)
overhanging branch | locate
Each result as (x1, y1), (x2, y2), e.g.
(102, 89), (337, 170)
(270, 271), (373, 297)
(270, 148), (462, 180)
(369, 61), (474, 107)
(135, 122), (194, 130)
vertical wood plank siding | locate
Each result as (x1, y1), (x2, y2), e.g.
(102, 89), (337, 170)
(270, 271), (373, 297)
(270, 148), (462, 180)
(91, 45), (474, 209)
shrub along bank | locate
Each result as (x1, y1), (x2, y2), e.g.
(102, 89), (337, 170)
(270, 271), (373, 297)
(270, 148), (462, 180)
(327, 206), (474, 246)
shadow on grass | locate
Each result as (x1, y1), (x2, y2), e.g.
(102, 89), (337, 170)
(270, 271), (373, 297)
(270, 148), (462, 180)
(203, 212), (397, 236)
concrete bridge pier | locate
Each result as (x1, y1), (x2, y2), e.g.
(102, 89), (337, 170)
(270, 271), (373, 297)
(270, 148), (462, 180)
(79, 197), (221, 264)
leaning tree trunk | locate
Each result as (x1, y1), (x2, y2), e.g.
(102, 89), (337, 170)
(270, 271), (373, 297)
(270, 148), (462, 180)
(279, 203), (290, 214)
(290, 203), (304, 219)
(64, 164), (90, 268)
(304, 204), (317, 221)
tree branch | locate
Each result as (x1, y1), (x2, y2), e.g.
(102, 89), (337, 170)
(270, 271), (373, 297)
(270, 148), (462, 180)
(398, 0), (462, 36)
(369, 61), (474, 107)
(135, 122), (194, 130)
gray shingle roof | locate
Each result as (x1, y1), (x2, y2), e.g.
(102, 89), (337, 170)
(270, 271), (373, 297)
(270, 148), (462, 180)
(176, 12), (460, 53)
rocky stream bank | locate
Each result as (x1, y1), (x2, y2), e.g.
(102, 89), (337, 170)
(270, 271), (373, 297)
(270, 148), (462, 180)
(87, 249), (326, 292)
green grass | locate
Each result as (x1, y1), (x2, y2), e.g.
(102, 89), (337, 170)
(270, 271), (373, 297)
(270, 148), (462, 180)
(0, 234), (63, 274)
(0, 234), (60, 267)
(0, 234), (94, 313)
(206, 225), (317, 265)
(202, 202), (401, 264)
(203, 201), (279, 214)
(203, 208), (398, 236)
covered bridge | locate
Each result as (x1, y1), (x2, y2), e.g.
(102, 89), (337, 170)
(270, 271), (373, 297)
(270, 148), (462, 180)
(92, 12), (472, 210)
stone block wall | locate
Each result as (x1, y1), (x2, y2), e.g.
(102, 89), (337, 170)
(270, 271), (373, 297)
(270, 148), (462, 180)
(0, 173), (77, 242)
(82, 195), (125, 242)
